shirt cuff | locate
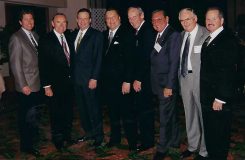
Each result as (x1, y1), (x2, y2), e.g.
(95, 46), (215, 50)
(43, 85), (51, 88)
(215, 98), (226, 104)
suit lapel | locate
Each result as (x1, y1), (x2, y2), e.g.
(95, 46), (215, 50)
(51, 31), (70, 66)
(19, 29), (37, 53)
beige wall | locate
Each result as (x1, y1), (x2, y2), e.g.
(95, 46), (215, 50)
(58, 0), (88, 30)
(0, 0), (88, 30)
(2, 0), (66, 7)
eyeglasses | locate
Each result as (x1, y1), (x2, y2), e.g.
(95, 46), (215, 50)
(179, 17), (194, 23)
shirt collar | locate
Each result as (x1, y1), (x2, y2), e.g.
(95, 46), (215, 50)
(210, 26), (224, 39)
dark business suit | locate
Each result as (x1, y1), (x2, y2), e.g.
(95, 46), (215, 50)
(200, 30), (238, 160)
(151, 25), (181, 153)
(101, 25), (137, 149)
(38, 30), (73, 149)
(9, 28), (41, 152)
(72, 27), (103, 143)
(132, 22), (155, 148)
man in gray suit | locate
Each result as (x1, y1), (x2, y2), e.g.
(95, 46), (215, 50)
(9, 10), (41, 156)
(178, 8), (209, 160)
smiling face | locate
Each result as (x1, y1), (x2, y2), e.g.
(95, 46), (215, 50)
(52, 14), (67, 34)
(179, 10), (197, 32)
(105, 10), (121, 31)
(128, 7), (144, 30)
(152, 11), (169, 32)
(19, 13), (34, 31)
(205, 9), (224, 33)
(77, 11), (91, 30)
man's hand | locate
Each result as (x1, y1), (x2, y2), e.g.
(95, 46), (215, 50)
(45, 87), (53, 97)
(212, 100), (223, 111)
(88, 79), (97, 90)
(122, 82), (130, 95)
(163, 88), (172, 98)
(133, 80), (141, 92)
(22, 86), (32, 95)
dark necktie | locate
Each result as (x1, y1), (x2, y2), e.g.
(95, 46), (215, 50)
(181, 33), (191, 77)
(202, 36), (211, 48)
(29, 33), (38, 51)
(156, 33), (161, 44)
(61, 35), (70, 65)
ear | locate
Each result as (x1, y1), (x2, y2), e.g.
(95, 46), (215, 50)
(19, 20), (22, 26)
(51, 21), (55, 28)
(221, 18), (224, 26)
(166, 16), (169, 23)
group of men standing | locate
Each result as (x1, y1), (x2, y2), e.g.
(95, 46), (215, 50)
(9, 5), (238, 160)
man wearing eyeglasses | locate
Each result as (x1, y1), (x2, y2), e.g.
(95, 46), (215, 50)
(151, 9), (181, 160)
(178, 8), (209, 160)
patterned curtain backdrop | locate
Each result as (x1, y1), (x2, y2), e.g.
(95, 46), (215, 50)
(90, 8), (107, 32)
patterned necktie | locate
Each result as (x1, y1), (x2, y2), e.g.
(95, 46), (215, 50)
(181, 33), (191, 77)
(156, 33), (161, 44)
(76, 32), (83, 52)
(61, 35), (70, 65)
(29, 33), (38, 51)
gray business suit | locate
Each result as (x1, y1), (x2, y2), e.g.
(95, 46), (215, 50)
(9, 28), (40, 151)
(179, 24), (208, 157)
(9, 28), (40, 92)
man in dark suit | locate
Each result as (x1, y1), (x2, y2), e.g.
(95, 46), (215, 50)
(178, 8), (209, 159)
(101, 8), (137, 151)
(151, 9), (181, 160)
(38, 13), (74, 150)
(72, 8), (104, 147)
(9, 10), (41, 156)
(200, 7), (238, 160)
(127, 6), (155, 152)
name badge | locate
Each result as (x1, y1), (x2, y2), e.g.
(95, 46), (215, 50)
(154, 43), (162, 53)
(194, 45), (202, 53)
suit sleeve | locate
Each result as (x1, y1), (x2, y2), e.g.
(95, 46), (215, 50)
(215, 35), (238, 102)
(38, 36), (52, 87)
(135, 29), (155, 82)
(123, 31), (135, 83)
(9, 34), (28, 89)
(166, 32), (181, 89)
(91, 32), (103, 80)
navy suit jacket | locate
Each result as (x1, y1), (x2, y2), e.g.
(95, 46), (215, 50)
(151, 25), (181, 95)
(72, 27), (103, 86)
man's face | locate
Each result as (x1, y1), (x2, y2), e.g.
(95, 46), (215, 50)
(105, 10), (121, 31)
(205, 10), (224, 33)
(77, 11), (91, 30)
(128, 8), (144, 30)
(179, 10), (197, 32)
(152, 11), (169, 32)
(19, 13), (34, 31)
(52, 15), (67, 34)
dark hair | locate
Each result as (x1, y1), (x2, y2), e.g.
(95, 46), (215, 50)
(105, 8), (120, 16)
(19, 10), (34, 21)
(152, 9), (168, 17)
(77, 8), (91, 18)
(206, 7), (224, 19)
(52, 13), (67, 21)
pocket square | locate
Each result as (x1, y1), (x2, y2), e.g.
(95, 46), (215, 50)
(114, 41), (119, 44)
